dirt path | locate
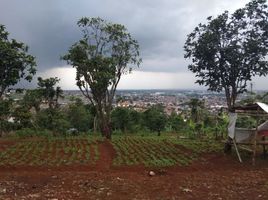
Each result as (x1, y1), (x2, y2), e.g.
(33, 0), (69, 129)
(95, 140), (116, 171)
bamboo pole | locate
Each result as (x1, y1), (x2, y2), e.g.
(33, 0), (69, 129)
(252, 107), (260, 165)
(233, 138), (242, 163)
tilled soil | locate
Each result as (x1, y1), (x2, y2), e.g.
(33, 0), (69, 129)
(0, 141), (268, 200)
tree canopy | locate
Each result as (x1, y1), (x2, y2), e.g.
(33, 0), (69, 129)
(37, 77), (63, 109)
(143, 105), (167, 136)
(62, 17), (141, 139)
(0, 25), (36, 98)
(184, 0), (268, 109)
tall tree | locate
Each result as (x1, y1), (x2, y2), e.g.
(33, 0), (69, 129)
(62, 17), (141, 139)
(184, 0), (268, 110)
(0, 25), (36, 98)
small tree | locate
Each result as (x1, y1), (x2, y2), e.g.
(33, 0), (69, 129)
(188, 98), (205, 123)
(35, 108), (70, 134)
(63, 17), (141, 139)
(22, 89), (43, 112)
(0, 99), (14, 136)
(37, 77), (63, 109)
(111, 107), (130, 133)
(184, 0), (268, 110)
(168, 112), (185, 132)
(67, 98), (93, 132)
(0, 25), (36, 98)
(12, 106), (33, 129)
(143, 105), (167, 136)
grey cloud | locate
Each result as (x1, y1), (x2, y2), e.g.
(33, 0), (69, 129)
(0, 0), (249, 73)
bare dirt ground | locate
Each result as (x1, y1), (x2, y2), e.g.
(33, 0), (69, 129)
(0, 140), (268, 200)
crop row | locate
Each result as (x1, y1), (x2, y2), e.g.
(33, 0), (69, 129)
(112, 137), (196, 167)
(171, 139), (222, 154)
(0, 137), (100, 166)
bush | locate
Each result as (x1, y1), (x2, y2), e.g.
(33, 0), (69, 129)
(35, 108), (70, 134)
(0, 120), (16, 136)
(15, 128), (53, 138)
(67, 99), (94, 132)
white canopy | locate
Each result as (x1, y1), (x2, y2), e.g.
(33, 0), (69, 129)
(256, 102), (268, 113)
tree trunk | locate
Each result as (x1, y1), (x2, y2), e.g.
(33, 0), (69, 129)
(93, 116), (97, 133)
(100, 118), (112, 139)
(225, 87), (238, 111)
(157, 130), (161, 136)
(225, 88), (233, 111)
(98, 109), (112, 139)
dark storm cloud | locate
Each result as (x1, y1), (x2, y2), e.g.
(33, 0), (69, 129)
(0, 0), (249, 73)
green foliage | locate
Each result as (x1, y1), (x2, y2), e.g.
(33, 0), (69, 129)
(0, 99), (13, 119)
(184, 0), (268, 109)
(167, 112), (185, 132)
(188, 98), (205, 123)
(111, 107), (129, 132)
(62, 17), (141, 139)
(67, 98), (93, 132)
(0, 99), (14, 135)
(22, 89), (43, 112)
(15, 128), (52, 138)
(239, 91), (268, 105)
(0, 25), (36, 98)
(37, 77), (63, 108)
(0, 120), (14, 135)
(35, 108), (70, 134)
(143, 105), (167, 136)
(111, 107), (141, 133)
(236, 116), (257, 129)
(12, 106), (33, 129)
(15, 128), (36, 138)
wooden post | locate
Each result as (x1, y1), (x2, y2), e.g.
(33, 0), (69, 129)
(252, 108), (260, 165)
(262, 136), (266, 158)
(233, 138), (242, 163)
(253, 129), (258, 165)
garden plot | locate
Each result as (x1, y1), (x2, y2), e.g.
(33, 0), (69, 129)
(0, 137), (100, 166)
(112, 137), (222, 167)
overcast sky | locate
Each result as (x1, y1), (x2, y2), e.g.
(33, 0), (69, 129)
(1, 0), (267, 90)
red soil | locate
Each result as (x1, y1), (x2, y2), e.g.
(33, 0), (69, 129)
(0, 140), (268, 200)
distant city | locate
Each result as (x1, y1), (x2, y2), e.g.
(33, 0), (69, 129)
(6, 88), (266, 115)
(61, 89), (264, 115)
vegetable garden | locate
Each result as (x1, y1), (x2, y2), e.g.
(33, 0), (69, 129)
(112, 136), (222, 167)
(0, 136), (222, 168)
(0, 137), (100, 166)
